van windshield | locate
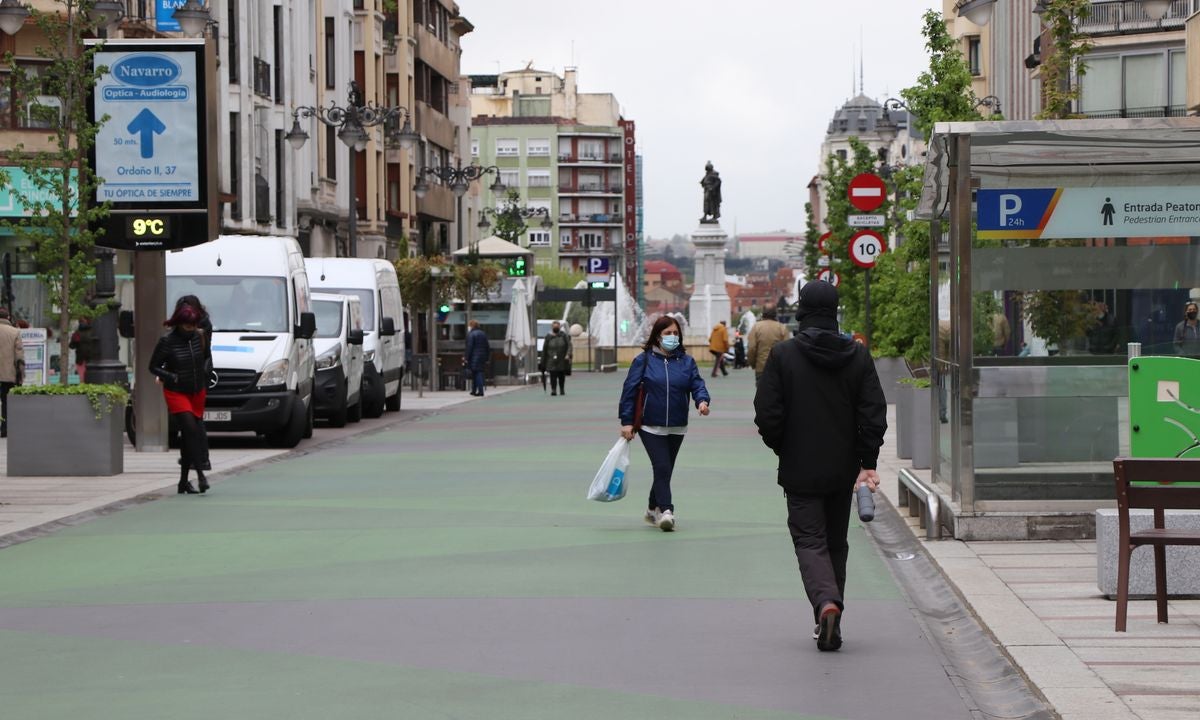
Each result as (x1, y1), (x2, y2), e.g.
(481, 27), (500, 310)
(323, 288), (375, 330)
(168, 277), (289, 333)
(312, 300), (342, 338)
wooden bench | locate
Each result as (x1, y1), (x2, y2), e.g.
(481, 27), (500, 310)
(1113, 457), (1200, 632)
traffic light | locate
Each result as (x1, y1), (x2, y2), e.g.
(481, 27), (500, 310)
(437, 302), (451, 322)
(589, 280), (608, 289)
(506, 257), (527, 277)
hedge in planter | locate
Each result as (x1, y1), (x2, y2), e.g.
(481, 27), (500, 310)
(7, 384), (128, 476)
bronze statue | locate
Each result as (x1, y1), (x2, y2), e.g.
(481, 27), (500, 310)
(700, 161), (722, 223)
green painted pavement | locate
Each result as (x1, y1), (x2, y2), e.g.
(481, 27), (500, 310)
(0, 370), (968, 719)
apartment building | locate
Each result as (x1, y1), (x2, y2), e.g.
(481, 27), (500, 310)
(469, 67), (640, 289)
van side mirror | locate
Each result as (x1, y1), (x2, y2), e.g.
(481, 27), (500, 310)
(118, 310), (135, 338)
(347, 328), (364, 346)
(380, 316), (396, 336)
(296, 311), (316, 339)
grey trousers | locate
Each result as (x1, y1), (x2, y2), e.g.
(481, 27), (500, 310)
(786, 488), (854, 623)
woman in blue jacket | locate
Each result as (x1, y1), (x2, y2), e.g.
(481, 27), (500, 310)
(619, 315), (711, 531)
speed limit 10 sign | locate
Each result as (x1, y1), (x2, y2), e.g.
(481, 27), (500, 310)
(849, 230), (887, 268)
(817, 268), (840, 286)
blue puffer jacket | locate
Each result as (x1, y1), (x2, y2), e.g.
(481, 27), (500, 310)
(619, 349), (711, 428)
(465, 328), (490, 371)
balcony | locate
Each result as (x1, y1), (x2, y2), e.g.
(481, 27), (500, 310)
(558, 183), (622, 195)
(558, 152), (622, 166)
(558, 213), (624, 225)
(1080, 105), (1187, 119)
(253, 57), (272, 99)
(1077, 0), (1198, 36)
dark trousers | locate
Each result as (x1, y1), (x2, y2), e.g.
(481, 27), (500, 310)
(710, 350), (727, 376)
(549, 371), (565, 394)
(786, 488), (854, 623)
(639, 430), (685, 512)
(0, 381), (12, 437)
(173, 412), (210, 471)
(471, 368), (485, 395)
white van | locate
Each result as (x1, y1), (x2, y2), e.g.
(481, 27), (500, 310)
(311, 292), (365, 427)
(305, 258), (404, 416)
(166, 235), (317, 448)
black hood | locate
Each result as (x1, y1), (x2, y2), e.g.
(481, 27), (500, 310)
(795, 327), (858, 369)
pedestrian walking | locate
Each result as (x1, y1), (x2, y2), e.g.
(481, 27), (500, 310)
(69, 317), (97, 382)
(540, 320), (572, 396)
(465, 319), (490, 397)
(618, 316), (711, 531)
(747, 307), (791, 385)
(753, 280), (887, 652)
(150, 296), (213, 495)
(733, 332), (746, 369)
(708, 320), (729, 377)
(1174, 302), (1200, 355)
(0, 308), (25, 439)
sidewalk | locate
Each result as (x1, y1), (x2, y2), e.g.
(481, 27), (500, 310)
(875, 406), (1200, 720)
(0, 386), (523, 546)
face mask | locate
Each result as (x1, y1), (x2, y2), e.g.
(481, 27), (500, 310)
(661, 335), (680, 351)
(1189, 311), (1198, 320)
(552, 328), (561, 334)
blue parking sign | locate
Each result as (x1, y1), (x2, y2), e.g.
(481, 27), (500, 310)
(586, 257), (610, 275)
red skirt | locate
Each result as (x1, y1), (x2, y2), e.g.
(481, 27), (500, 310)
(163, 388), (206, 417)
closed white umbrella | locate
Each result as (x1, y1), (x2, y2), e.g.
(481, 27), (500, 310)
(504, 278), (531, 358)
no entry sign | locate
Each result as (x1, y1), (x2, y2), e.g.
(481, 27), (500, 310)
(849, 230), (887, 268)
(847, 173), (886, 212)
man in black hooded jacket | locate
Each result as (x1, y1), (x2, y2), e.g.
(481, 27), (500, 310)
(753, 280), (887, 652)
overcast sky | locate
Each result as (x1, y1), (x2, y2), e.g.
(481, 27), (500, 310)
(460, 1), (940, 239)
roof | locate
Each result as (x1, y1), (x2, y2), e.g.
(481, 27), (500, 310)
(643, 259), (681, 275)
(451, 235), (533, 258)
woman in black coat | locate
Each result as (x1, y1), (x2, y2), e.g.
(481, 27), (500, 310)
(150, 296), (213, 494)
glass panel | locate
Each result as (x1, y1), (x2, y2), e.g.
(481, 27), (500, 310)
(167, 277), (289, 333)
(1081, 56), (1120, 113)
(1170, 50), (1187, 108)
(323, 288), (375, 330)
(1124, 54), (1164, 110)
(313, 300), (343, 338)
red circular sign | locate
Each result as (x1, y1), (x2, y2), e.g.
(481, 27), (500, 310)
(817, 269), (840, 287)
(847, 173), (887, 212)
(849, 230), (887, 268)
(817, 231), (831, 254)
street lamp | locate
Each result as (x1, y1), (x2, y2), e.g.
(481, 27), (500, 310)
(477, 204), (553, 239)
(286, 81), (418, 257)
(413, 161), (505, 254)
(171, 0), (217, 37)
(0, 0), (29, 35)
(955, 0), (997, 26)
(974, 95), (1002, 115)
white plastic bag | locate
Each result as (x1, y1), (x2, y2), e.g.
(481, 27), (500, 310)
(587, 438), (631, 502)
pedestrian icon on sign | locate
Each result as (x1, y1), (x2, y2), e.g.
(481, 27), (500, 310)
(1101, 197), (1115, 226)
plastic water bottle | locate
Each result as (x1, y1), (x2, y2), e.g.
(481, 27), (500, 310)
(857, 484), (875, 523)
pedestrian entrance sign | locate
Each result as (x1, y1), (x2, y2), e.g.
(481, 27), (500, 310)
(849, 230), (887, 268)
(977, 186), (1200, 240)
(88, 39), (218, 251)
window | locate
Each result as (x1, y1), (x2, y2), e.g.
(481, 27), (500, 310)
(528, 231), (551, 247)
(229, 112), (241, 220)
(1125, 54), (1164, 111)
(324, 18), (335, 90)
(325, 123), (337, 179)
(560, 232), (572, 247)
(1082, 56), (1120, 113)
(0, 61), (50, 129)
(1082, 52), (1175, 116)
(526, 170), (551, 187)
(496, 138), (519, 156)
(275, 129), (286, 228)
(499, 170), (520, 188)
(527, 138), (550, 156)
(579, 139), (603, 160)
(273, 6), (284, 104)
(583, 232), (603, 250)
(967, 36), (981, 76)
(228, 0), (239, 84)
(471, 138), (479, 157)
(1170, 50), (1187, 110)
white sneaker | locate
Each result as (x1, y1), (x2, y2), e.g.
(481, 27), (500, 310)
(644, 509), (658, 525)
(658, 509), (675, 531)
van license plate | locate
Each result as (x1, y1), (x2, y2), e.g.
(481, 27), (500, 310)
(203, 410), (232, 422)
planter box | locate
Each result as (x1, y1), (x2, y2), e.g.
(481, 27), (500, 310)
(1096, 509), (1200, 597)
(894, 381), (913, 459)
(873, 357), (908, 399)
(910, 386), (932, 470)
(7, 394), (124, 476)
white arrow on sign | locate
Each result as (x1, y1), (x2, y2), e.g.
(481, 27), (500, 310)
(848, 214), (886, 227)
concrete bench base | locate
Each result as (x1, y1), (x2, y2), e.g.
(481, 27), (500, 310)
(1095, 509), (1200, 598)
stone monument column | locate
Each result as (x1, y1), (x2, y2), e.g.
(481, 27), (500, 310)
(687, 223), (731, 344)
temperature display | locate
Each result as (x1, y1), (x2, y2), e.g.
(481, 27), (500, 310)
(124, 215), (172, 242)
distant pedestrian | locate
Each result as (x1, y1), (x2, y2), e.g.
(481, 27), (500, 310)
(733, 332), (746, 369)
(747, 307), (790, 385)
(1174, 302), (1200, 356)
(69, 317), (98, 381)
(0, 308), (25, 439)
(753, 280), (887, 652)
(540, 320), (572, 396)
(465, 319), (490, 397)
(150, 296), (213, 495)
(619, 316), (711, 531)
(708, 320), (729, 377)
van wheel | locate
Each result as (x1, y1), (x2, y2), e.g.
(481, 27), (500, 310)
(328, 387), (349, 428)
(266, 398), (306, 448)
(302, 397), (314, 439)
(363, 378), (385, 418)
(347, 397), (362, 423)
(385, 385), (401, 412)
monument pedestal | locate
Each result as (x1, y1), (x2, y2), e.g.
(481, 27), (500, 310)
(687, 223), (731, 344)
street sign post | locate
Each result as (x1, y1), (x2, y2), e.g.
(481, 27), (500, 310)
(848, 173), (887, 212)
(88, 39), (218, 251)
(849, 230), (887, 269)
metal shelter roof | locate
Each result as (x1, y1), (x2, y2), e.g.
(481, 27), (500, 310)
(917, 117), (1200, 219)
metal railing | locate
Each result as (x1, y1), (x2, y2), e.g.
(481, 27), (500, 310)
(1081, 105), (1188, 119)
(1078, 0), (1197, 34)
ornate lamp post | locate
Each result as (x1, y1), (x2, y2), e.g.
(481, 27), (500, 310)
(477, 204), (553, 244)
(286, 81), (419, 257)
(974, 95), (1003, 115)
(413, 162), (505, 256)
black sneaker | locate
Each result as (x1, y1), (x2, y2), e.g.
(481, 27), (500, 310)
(816, 603), (842, 651)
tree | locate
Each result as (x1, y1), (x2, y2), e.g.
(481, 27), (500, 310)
(1036, 0), (1092, 121)
(0, 0), (112, 385)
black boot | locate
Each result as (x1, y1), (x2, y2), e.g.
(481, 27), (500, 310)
(177, 465), (198, 495)
(196, 469), (209, 494)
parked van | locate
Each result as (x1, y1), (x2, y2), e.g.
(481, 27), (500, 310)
(311, 292), (365, 427)
(305, 258), (404, 416)
(166, 235), (317, 448)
